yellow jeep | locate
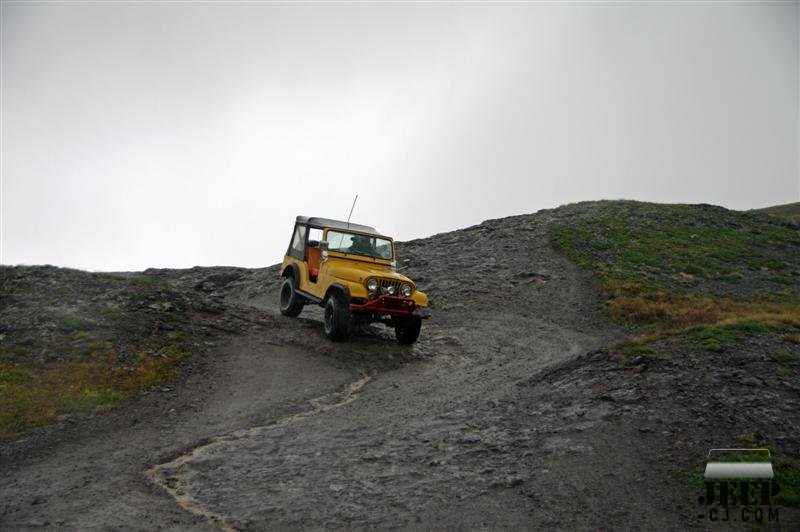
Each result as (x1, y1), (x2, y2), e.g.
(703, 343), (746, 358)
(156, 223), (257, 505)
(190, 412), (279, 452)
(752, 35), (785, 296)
(279, 216), (430, 344)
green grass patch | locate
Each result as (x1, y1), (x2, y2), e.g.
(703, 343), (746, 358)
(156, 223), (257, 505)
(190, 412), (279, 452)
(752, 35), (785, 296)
(699, 339), (722, 352)
(775, 462), (800, 506)
(128, 275), (164, 287)
(60, 316), (91, 330)
(630, 344), (653, 354)
(771, 350), (795, 364)
(684, 321), (780, 352)
(771, 275), (792, 286)
(55, 286), (73, 297)
(99, 308), (120, 322)
(129, 292), (152, 303)
(552, 202), (799, 289)
(776, 367), (793, 378)
(0, 333), (191, 440)
(96, 273), (127, 282)
(552, 201), (800, 348)
(687, 324), (744, 344)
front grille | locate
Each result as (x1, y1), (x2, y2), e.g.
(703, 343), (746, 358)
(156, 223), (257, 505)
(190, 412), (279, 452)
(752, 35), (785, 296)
(378, 278), (402, 295)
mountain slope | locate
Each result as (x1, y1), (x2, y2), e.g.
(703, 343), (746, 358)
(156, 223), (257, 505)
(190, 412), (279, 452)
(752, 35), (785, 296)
(1, 200), (799, 529)
(756, 201), (800, 223)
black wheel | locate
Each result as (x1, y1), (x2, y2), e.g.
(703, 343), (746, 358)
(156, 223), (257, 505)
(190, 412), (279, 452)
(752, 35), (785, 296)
(279, 276), (304, 317)
(324, 292), (351, 341)
(395, 317), (422, 344)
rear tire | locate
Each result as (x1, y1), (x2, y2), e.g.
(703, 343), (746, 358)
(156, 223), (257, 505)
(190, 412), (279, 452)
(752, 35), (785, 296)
(279, 276), (304, 317)
(395, 317), (422, 344)
(324, 292), (351, 341)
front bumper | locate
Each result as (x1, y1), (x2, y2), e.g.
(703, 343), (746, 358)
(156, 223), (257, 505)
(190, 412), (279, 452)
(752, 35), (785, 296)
(413, 307), (432, 318)
(349, 295), (431, 319)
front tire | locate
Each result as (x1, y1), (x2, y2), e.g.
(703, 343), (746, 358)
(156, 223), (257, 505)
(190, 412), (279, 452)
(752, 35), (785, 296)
(324, 292), (351, 341)
(279, 276), (304, 317)
(395, 317), (422, 344)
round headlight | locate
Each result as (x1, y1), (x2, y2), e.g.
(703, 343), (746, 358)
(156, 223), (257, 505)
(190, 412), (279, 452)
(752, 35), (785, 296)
(367, 278), (378, 292)
(387, 285), (396, 295)
(400, 283), (412, 297)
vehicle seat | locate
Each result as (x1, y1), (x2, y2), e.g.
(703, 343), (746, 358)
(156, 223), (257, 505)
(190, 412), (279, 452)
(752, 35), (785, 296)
(306, 246), (321, 281)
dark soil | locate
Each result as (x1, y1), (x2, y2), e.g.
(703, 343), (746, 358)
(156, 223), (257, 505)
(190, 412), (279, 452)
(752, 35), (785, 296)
(2, 201), (798, 530)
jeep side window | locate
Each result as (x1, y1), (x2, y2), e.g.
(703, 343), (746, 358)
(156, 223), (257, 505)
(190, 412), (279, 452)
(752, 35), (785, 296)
(289, 225), (306, 259)
(308, 228), (323, 248)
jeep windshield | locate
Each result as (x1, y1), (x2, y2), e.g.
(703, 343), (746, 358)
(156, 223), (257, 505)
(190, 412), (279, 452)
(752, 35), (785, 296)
(326, 230), (393, 260)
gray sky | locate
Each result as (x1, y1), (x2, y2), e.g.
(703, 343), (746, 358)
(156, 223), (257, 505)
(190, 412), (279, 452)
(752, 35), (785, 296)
(2, 1), (798, 271)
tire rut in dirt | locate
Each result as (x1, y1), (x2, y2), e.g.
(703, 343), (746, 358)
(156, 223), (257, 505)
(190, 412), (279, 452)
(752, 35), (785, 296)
(146, 371), (371, 532)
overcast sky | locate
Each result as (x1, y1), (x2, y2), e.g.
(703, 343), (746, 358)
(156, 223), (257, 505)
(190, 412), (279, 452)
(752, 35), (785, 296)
(2, 1), (798, 271)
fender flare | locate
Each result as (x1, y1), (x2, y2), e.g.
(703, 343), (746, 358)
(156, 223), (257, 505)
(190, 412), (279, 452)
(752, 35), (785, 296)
(324, 282), (351, 304)
(281, 263), (299, 284)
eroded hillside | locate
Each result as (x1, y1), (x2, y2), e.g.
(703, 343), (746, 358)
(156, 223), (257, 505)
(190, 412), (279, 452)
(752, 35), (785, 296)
(2, 200), (799, 530)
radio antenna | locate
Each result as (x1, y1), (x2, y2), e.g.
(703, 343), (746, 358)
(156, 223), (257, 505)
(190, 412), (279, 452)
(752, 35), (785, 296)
(346, 194), (358, 228)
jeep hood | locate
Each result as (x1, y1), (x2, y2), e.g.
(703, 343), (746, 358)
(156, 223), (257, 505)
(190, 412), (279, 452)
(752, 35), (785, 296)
(325, 262), (412, 285)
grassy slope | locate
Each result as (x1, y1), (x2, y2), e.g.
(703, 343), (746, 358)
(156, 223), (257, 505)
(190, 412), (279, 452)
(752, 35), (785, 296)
(756, 202), (800, 223)
(551, 200), (800, 503)
(0, 268), (196, 439)
(551, 201), (800, 337)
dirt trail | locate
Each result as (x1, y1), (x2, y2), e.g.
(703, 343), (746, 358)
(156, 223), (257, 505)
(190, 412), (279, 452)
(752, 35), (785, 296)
(2, 208), (713, 530)
(146, 372), (371, 531)
(131, 211), (656, 530)
(0, 333), (364, 530)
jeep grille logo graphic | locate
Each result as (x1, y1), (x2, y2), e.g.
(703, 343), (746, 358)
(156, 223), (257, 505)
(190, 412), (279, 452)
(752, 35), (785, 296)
(698, 448), (780, 523)
(704, 449), (774, 479)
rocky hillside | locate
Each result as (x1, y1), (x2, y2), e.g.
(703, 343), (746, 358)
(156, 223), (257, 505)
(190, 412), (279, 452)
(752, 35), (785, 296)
(757, 201), (800, 223)
(1, 200), (799, 530)
(550, 201), (800, 515)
